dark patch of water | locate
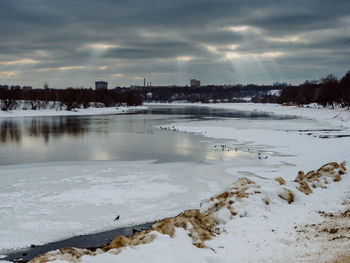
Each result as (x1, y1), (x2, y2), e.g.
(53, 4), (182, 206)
(3, 221), (154, 262)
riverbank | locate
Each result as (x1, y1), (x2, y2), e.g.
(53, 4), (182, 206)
(28, 161), (350, 263)
(2, 103), (350, 262)
(146, 102), (350, 128)
(0, 105), (147, 118)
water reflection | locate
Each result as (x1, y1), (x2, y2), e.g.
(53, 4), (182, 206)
(0, 117), (88, 145)
(0, 106), (296, 165)
(144, 106), (282, 120)
(1, 121), (21, 144)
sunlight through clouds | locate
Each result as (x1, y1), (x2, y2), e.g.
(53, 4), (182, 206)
(176, 56), (194, 62)
(0, 0), (349, 87)
(0, 71), (18, 78)
(35, 66), (88, 72)
(0, 59), (41, 65)
(267, 35), (301, 43)
(86, 43), (119, 51)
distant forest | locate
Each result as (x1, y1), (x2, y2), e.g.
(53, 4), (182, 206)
(0, 71), (349, 111)
(277, 71), (350, 107)
(0, 88), (142, 111)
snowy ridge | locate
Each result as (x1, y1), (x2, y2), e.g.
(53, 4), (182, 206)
(0, 101), (147, 118)
(28, 162), (349, 263)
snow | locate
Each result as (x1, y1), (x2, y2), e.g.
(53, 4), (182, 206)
(79, 229), (216, 263)
(2, 102), (350, 262)
(0, 160), (240, 252)
(0, 104), (147, 118)
(267, 89), (282, 96)
(214, 207), (231, 225)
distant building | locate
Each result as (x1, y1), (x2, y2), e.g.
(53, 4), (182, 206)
(95, 81), (108, 90)
(190, 79), (201, 87)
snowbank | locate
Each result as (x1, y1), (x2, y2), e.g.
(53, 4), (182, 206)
(29, 162), (349, 263)
(0, 102), (147, 118)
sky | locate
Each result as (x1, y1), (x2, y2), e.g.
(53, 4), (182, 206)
(0, 0), (350, 88)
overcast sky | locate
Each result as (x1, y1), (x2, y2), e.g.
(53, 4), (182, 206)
(0, 0), (350, 88)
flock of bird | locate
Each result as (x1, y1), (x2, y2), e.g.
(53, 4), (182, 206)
(213, 144), (269, 159)
(137, 126), (270, 160)
(116, 127), (270, 222)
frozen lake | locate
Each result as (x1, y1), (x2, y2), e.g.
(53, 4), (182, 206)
(0, 105), (293, 165)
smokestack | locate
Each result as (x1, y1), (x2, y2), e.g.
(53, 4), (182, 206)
(144, 78), (146, 87)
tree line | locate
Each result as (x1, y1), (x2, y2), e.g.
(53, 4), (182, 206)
(276, 71), (350, 107)
(0, 87), (142, 111)
(131, 84), (284, 103)
(1, 70), (349, 111)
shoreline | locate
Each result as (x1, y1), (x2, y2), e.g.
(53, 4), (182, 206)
(2, 221), (155, 262)
(24, 161), (350, 263)
(145, 102), (350, 128)
(0, 105), (147, 119)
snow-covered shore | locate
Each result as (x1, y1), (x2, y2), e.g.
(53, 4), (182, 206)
(146, 102), (350, 128)
(202, 102), (350, 128)
(2, 103), (350, 263)
(0, 105), (147, 118)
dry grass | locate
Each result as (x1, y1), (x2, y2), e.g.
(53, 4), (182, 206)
(295, 162), (346, 195)
(275, 177), (286, 185)
(278, 187), (294, 204)
(106, 177), (259, 250)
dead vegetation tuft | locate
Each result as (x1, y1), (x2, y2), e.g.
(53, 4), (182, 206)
(295, 162), (347, 195)
(30, 247), (97, 263)
(275, 177), (286, 185)
(106, 177), (259, 250)
(278, 187), (294, 204)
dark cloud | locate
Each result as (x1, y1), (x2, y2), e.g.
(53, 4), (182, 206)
(0, 0), (349, 87)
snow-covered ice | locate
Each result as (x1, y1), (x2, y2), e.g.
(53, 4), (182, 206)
(0, 160), (250, 252)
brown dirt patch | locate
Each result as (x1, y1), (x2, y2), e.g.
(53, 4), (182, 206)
(295, 206), (350, 262)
